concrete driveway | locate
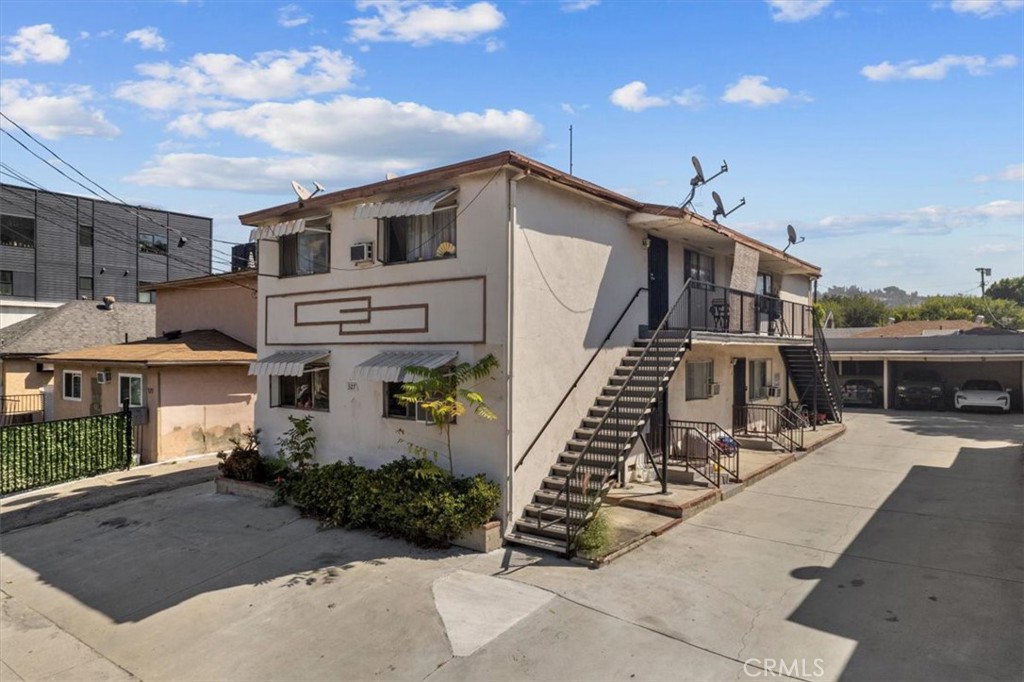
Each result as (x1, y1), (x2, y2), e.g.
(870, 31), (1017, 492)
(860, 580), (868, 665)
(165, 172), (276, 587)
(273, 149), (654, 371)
(2, 411), (1021, 681)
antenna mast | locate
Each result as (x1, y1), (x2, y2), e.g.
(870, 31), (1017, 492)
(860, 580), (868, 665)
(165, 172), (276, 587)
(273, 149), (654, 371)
(976, 267), (991, 295)
(569, 125), (573, 176)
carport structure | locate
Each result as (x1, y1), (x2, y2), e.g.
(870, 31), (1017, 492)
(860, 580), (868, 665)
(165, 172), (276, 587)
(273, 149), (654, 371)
(826, 331), (1024, 412)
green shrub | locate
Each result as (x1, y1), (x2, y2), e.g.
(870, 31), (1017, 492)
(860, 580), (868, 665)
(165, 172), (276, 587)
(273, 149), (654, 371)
(276, 415), (317, 472)
(575, 510), (610, 557)
(217, 429), (263, 481)
(281, 456), (501, 548)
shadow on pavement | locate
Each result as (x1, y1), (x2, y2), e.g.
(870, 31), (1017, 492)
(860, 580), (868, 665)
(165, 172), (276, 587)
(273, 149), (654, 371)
(786, 443), (1024, 681)
(883, 410), (1024, 444)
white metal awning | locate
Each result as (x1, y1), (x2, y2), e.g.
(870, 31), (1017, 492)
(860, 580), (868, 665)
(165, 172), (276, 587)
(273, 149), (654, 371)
(353, 188), (457, 220)
(249, 214), (331, 241)
(249, 350), (330, 377)
(352, 350), (458, 382)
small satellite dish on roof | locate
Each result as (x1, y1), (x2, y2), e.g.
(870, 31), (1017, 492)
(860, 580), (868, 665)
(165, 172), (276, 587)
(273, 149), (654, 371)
(711, 191), (745, 223)
(291, 180), (324, 205)
(385, 172), (399, 180)
(783, 224), (805, 253)
(681, 156), (730, 210)
(691, 156), (705, 186)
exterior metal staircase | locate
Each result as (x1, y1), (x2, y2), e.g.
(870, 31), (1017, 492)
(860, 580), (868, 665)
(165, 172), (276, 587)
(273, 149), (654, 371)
(780, 321), (843, 423)
(507, 285), (696, 557)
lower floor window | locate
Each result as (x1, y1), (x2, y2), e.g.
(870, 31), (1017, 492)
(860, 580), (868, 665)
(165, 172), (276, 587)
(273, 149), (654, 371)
(749, 360), (770, 400)
(383, 382), (443, 423)
(119, 374), (144, 407)
(63, 370), (82, 400)
(273, 363), (330, 411)
(685, 360), (715, 400)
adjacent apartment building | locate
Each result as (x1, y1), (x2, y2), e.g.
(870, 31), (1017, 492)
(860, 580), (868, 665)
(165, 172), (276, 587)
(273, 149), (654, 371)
(0, 183), (213, 328)
(240, 151), (840, 554)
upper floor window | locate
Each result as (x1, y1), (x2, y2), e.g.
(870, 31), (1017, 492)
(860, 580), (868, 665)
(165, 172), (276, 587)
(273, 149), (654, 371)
(684, 249), (714, 285)
(139, 233), (168, 255)
(0, 215), (35, 248)
(0, 271), (12, 296)
(756, 273), (775, 296)
(79, 276), (93, 298)
(380, 205), (457, 264)
(280, 229), (330, 277)
(79, 224), (94, 248)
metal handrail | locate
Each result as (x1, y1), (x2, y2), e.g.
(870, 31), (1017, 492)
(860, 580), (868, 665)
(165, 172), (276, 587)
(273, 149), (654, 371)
(676, 281), (814, 338)
(537, 281), (695, 554)
(515, 286), (647, 472)
(812, 320), (843, 422)
(668, 420), (740, 487)
(734, 404), (804, 452)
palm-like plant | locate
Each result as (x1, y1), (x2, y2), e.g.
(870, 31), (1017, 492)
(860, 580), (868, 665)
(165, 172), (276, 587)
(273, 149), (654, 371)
(397, 354), (499, 475)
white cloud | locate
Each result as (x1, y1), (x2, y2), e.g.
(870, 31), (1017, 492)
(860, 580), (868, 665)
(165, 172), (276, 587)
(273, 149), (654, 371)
(165, 96), (543, 159)
(0, 80), (119, 139)
(561, 0), (600, 11)
(1, 24), (70, 64)
(125, 27), (167, 51)
(561, 103), (576, 115)
(721, 75), (807, 106)
(349, 1), (505, 46)
(975, 163), (1024, 182)
(672, 87), (705, 109)
(765, 0), (833, 22)
(817, 200), (1024, 236)
(945, 0), (1023, 17)
(114, 47), (359, 110)
(970, 242), (1021, 255)
(484, 38), (503, 52)
(861, 54), (1018, 80)
(610, 81), (669, 112)
(278, 4), (312, 28)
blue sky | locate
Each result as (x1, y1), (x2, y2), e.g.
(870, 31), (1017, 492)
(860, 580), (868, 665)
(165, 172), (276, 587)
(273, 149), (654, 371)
(1, 0), (1021, 293)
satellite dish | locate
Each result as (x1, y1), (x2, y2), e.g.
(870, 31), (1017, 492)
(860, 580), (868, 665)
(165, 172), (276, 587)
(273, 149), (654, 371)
(313, 182), (326, 193)
(712, 191), (725, 218)
(691, 156), (705, 186)
(783, 224), (805, 253)
(291, 181), (313, 202)
(385, 172), (399, 180)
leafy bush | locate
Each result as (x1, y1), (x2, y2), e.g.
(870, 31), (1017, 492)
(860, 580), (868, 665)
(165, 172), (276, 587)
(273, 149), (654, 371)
(217, 429), (288, 483)
(575, 510), (611, 557)
(277, 415), (318, 472)
(282, 457), (501, 548)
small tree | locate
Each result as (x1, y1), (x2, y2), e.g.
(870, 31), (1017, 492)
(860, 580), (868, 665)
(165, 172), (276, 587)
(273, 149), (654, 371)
(397, 354), (499, 475)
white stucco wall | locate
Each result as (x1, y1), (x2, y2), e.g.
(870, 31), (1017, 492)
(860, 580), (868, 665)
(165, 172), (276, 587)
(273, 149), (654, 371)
(253, 170), (511, 502)
(508, 178), (647, 520)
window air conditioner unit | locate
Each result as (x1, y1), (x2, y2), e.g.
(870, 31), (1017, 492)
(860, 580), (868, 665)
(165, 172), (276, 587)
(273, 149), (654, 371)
(767, 387), (782, 398)
(96, 370), (111, 384)
(350, 242), (373, 264)
(708, 383), (721, 396)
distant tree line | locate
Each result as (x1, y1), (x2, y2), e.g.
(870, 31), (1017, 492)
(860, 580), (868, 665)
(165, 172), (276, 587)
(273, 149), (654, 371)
(818, 277), (1024, 329)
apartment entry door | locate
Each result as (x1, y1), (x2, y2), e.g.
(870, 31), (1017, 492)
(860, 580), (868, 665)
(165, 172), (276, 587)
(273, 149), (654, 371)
(647, 235), (669, 328)
(733, 358), (747, 426)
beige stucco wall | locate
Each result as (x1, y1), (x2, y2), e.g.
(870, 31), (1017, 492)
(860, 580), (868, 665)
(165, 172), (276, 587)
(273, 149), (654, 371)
(156, 283), (257, 347)
(1, 358), (52, 395)
(253, 169), (511, 498)
(158, 366), (255, 458)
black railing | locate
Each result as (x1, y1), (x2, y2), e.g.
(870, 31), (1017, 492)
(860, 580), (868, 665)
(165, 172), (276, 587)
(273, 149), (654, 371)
(813, 320), (843, 422)
(0, 402), (133, 495)
(733, 404), (804, 452)
(674, 281), (813, 338)
(1, 393), (45, 426)
(668, 420), (740, 487)
(515, 286), (647, 472)
(537, 282), (695, 556)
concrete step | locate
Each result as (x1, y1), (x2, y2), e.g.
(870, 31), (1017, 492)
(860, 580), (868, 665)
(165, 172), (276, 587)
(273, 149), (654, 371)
(504, 530), (567, 554)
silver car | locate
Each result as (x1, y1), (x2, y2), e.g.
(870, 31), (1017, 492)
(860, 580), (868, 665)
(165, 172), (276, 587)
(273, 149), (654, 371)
(954, 380), (1011, 413)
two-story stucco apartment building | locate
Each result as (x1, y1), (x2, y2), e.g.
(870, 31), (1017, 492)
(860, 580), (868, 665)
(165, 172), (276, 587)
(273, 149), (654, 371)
(241, 151), (840, 554)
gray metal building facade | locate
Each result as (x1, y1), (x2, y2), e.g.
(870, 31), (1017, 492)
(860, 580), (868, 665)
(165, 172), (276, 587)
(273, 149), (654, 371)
(0, 184), (212, 304)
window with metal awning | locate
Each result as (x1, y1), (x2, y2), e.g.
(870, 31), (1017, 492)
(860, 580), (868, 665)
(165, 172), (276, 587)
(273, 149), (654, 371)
(354, 189), (459, 265)
(248, 214), (331, 242)
(352, 188), (457, 220)
(249, 350), (330, 377)
(352, 350), (458, 382)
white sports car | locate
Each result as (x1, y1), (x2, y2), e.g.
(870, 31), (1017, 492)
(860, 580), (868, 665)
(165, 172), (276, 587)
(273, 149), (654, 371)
(954, 380), (1012, 413)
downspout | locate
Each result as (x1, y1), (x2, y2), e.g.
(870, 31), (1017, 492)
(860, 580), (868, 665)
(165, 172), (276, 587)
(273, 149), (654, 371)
(505, 170), (527, 531)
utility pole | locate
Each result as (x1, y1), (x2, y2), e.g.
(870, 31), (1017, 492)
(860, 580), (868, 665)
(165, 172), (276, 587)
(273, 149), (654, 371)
(976, 267), (992, 295)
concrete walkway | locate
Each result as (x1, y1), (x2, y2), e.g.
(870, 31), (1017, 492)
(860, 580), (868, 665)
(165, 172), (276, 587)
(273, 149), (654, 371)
(1, 412), (1020, 681)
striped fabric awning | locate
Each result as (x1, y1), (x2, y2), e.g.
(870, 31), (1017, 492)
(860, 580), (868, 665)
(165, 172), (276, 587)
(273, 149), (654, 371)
(249, 350), (329, 377)
(352, 350), (458, 382)
(352, 189), (457, 220)
(249, 214), (330, 241)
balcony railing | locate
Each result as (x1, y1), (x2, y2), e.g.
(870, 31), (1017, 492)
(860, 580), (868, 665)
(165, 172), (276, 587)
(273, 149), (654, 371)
(664, 281), (813, 338)
(1, 393), (45, 426)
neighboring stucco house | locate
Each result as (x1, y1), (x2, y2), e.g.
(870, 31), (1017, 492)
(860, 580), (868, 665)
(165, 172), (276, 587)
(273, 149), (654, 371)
(41, 271), (258, 462)
(0, 300), (155, 422)
(240, 151), (840, 553)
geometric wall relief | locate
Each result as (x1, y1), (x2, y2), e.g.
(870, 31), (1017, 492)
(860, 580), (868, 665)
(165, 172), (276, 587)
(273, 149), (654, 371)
(265, 275), (486, 345)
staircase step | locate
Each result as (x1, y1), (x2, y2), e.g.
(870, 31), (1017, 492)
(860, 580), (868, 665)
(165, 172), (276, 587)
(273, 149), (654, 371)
(504, 530), (567, 554)
(522, 503), (589, 523)
(565, 439), (629, 454)
(532, 488), (593, 509)
(542, 475), (609, 493)
(558, 450), (621, 466)
(574, 426), (634, 440)
(514, 518), (581, 541)
(551, 461), (620, 478)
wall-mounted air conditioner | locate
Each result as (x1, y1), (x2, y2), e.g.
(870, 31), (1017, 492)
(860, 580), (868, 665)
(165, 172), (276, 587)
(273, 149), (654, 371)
(767, 387), (782, 398)
(96, 370), (111, 384)
(708, 383), (721, 396)
(350, 242), (373, 264)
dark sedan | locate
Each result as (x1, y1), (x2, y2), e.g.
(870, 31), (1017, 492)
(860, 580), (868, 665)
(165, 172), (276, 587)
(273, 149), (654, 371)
(842, 379), (881, 407)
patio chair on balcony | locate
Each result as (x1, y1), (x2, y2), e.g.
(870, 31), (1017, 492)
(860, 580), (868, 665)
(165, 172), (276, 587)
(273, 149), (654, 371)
(710, 299), (730, 330)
